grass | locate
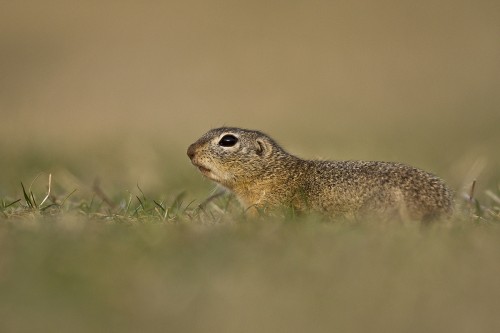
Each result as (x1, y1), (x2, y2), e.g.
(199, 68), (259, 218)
(2, 1), (499, 331)
(1, 174), (500, 333)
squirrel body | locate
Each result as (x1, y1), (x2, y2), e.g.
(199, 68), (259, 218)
(187, 127), (453, 220)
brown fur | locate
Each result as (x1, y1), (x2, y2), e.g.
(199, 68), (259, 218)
(187, 127), (453, 220)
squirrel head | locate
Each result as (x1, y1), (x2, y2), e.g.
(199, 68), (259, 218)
(187, 127), (284, 188)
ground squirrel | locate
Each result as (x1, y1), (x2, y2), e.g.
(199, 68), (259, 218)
(187, 127), (453, 220)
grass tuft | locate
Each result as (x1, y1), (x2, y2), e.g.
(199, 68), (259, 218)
(2, 174), (499, 225)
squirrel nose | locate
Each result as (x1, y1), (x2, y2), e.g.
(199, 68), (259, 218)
(187, 144), (196, 160)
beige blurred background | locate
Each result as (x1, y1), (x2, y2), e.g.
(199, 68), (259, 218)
(1, 0), (499, 197)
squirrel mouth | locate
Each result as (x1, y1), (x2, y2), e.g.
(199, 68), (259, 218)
(191, 161), (211, 174)
(191, 159), (217, 180)
(197, 165), (211, 174)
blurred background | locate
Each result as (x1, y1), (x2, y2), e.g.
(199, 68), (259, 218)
(2, 3), (500, 333)
(1, 0), (499, 200)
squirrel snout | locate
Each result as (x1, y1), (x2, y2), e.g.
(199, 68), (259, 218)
(187, 144), (197, 160)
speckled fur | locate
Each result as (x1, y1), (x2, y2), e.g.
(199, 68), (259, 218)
(187, 127), (453, 220)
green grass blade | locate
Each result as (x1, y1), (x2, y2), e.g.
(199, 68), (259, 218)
(30, 191), (38, 209)
(4, 199), (21, 209)
(60, 189), (78, 206)
(153, 200), (166, 212)
(21, 182), (34, 208)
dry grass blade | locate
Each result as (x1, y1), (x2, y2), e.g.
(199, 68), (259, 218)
(92, 178), (116, 209)
(39, 174), (52, 207)
(485, 190), (500, 205)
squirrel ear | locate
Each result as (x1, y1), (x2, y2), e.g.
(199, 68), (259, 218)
(256, 138), (272, 157)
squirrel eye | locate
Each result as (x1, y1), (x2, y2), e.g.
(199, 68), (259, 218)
(218, 134), (238, 147)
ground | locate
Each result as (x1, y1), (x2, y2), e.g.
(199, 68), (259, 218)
(1, 180), (499, 333)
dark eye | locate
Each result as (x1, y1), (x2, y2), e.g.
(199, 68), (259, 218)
(218, 134), (238, 147)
